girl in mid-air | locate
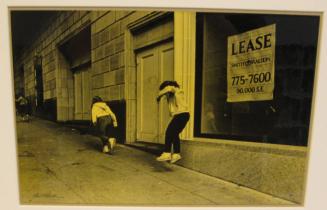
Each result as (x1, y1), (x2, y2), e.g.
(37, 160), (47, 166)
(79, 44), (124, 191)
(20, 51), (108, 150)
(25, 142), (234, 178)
(156, 81), (190, 163)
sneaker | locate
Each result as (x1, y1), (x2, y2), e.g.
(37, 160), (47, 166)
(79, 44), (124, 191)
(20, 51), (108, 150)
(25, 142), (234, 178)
(102, 145), (110, 153)
(170, 153), (182, 164)
(156, 152), (171, 161)
(108, 138), (116, 154)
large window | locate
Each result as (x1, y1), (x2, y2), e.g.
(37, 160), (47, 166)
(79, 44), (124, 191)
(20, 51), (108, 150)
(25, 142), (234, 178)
(194, 13), (320, 146)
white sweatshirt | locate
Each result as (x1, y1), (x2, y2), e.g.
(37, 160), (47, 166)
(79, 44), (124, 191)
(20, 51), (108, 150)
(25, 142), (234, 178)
(91, 102), (118, 126)
(158, 86), (188, 116)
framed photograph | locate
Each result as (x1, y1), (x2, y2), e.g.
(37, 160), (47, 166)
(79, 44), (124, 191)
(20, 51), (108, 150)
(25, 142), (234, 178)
(1, 0), (327, 210)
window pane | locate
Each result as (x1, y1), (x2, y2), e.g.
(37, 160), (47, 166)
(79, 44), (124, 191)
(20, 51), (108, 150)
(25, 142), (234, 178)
(195, 13), (319, 146)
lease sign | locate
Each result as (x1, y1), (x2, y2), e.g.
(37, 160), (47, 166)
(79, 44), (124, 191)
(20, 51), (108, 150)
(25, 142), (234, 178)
(227, 24), (276, 102)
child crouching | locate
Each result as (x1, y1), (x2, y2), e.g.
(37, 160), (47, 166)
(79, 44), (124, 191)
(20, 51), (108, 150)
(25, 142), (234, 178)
(91, 96), (118, 154)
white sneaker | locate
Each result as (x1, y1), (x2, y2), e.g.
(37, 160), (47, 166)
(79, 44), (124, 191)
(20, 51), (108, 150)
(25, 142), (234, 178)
(103, 145), (110, 153)
(170, 153), (182, 164)
(156, 152), (171, 161)
(109, 138), (116, 149)
(108, 138), (116, 154)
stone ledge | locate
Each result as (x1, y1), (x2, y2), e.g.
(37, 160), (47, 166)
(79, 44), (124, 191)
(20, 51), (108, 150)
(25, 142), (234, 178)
(182, 138), (307, 157)
(179, 138), (307, 203)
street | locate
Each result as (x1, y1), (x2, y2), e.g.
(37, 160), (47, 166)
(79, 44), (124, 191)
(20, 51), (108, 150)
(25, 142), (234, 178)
(16, 118), (294, 206)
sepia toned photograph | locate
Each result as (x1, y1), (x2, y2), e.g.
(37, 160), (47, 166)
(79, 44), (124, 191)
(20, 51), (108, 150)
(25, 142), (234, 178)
(10, 8), (320, 206)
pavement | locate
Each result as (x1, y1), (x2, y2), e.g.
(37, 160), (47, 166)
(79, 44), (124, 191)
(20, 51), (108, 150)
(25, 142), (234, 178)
(16, 117), (295, 206)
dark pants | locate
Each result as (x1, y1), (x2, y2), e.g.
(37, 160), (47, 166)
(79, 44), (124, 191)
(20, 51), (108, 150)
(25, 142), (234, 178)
(164, 112), (190, 153)
(18, 104), (28, 117)
(97, 116), (117, 146)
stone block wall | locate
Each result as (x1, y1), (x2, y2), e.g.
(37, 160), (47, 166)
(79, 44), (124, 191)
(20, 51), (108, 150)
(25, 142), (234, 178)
(43, 49), (56, 100)
(89, 11), (156, 103)
(179, 140), (307, 204)
(90, 11), (131, 101)
(14, 10), (155, 121)
(15, 11), (91, 99)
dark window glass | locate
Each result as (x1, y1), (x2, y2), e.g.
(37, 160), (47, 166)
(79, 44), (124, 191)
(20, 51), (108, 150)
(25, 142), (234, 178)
(194, 13), (320, 146)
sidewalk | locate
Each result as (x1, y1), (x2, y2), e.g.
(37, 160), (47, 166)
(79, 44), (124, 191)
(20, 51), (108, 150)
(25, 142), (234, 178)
(16, 118), (295, 206)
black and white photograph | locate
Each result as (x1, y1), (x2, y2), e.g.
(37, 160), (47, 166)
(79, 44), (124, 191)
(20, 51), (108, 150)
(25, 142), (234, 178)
(1, 0), (327, 209)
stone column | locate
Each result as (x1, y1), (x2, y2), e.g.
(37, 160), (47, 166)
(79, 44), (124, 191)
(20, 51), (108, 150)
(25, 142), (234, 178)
(124, 29), (137, 143)
(174, 12), (196, 140)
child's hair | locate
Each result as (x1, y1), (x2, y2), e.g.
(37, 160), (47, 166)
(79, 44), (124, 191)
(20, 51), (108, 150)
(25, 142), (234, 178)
(159, 80), (180, 91)
(92, 96), (103, 106)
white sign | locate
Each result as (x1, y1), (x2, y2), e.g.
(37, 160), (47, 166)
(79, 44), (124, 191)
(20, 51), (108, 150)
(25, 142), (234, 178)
(227, 24), (276, 102)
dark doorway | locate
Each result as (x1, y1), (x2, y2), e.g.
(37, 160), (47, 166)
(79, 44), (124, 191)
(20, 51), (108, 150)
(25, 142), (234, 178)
(34, 57), (44, 111)
(19, 65), (25, 95)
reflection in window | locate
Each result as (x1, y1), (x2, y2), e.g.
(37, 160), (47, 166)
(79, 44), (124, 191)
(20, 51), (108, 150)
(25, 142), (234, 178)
(194, 13), (319, 146)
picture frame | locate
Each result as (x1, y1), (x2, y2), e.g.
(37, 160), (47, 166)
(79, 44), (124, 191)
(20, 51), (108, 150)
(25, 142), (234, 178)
(1, 0), (327, 210)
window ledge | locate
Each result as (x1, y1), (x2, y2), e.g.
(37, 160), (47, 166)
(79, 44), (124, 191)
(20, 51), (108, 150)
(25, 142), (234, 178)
(181, 137), (307, 157)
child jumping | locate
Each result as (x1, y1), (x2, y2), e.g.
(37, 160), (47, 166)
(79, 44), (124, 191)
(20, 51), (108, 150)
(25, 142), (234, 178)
(91, 96), (118, 154)
(156, 81), (190, 163)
